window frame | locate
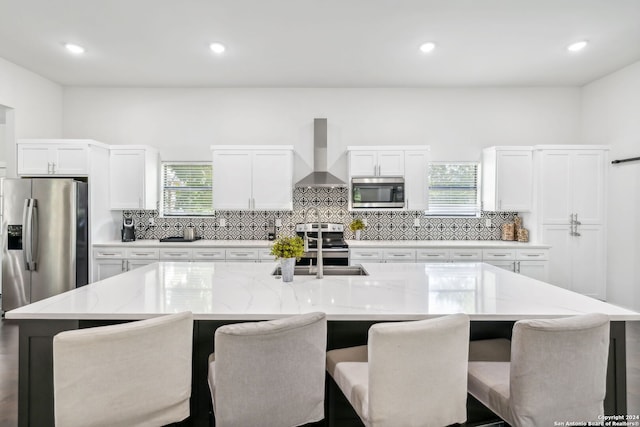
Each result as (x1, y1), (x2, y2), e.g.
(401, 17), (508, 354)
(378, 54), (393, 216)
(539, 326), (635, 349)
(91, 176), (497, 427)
(424, 161), (481, 218)
(160, 161), (214, 217)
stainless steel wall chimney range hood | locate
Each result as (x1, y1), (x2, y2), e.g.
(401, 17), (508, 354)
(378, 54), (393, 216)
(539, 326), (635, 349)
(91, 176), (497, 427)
(295, 118), (346, 188)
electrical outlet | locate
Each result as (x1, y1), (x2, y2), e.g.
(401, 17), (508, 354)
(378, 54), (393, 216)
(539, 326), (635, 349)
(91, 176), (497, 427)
(413, 218), (420, 227)
(485, 218), (492, 227)
(148, 217), (155, 226)
(362, 218), (368, 226)
(219, 218), (226, 227)
(275, 218), (282, 227)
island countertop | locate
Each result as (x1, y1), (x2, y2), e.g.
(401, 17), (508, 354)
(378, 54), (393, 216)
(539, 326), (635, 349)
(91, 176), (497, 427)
(6, 262), (638, 321)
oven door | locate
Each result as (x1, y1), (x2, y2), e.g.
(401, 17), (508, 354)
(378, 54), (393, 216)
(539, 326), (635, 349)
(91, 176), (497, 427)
(296, 250), (349, 266)
(352, 177), (405, 208)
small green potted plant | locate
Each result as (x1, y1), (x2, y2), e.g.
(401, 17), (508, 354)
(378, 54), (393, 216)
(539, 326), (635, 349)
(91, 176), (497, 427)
(349, 218), (366, 240)
(270, 235), (304, 282)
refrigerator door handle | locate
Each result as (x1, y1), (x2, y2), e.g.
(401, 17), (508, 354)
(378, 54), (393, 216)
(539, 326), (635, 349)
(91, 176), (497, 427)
(23, 199), (32, 270)
(31, 200), (39, 270)
(23, 199), (38, 271)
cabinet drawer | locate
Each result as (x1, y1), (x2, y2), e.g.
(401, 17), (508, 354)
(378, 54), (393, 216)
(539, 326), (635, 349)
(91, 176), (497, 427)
(225, 249), (259, 260)
(93, 248), (126, 259)
(383, 249), (416, 262)
(259, 249), (276, 262)
(126, 248), (159, 259)
(516, 249), (549, 261)
(450, 249), (482, 261)
(192, 249), (226, 260)
(349, 248), (383, 261)
(482, 249), (516, 260)
(159, 248), (193, 260)
(416, 249), (450, 261)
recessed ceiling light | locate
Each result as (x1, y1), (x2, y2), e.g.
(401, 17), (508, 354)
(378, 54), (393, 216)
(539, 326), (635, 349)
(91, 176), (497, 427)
(567, 40), (588, 52)
(209, 43), (226, 54)
(64, 43), (85, 55)
(419, 42), (436, 53)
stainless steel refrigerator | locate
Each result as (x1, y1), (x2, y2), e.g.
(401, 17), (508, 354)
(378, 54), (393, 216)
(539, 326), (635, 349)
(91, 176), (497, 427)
(1, 179), (88, 312)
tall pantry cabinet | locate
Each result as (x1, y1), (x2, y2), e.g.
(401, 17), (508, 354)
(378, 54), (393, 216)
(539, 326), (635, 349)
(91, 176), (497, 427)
(534, 146), (608, 300)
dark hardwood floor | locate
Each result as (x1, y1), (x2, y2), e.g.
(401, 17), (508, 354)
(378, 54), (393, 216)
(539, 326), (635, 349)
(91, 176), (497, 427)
(0, 316), (638, 427)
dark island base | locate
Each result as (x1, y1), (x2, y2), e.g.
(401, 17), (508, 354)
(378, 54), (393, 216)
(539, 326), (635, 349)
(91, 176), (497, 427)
(17, 319), (627, 427)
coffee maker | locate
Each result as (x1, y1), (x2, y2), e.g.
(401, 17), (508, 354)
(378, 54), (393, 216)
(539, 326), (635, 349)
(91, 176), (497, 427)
(121, 217), (136, 242)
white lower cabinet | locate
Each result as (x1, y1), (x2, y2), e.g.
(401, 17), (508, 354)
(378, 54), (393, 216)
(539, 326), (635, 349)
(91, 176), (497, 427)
(94, 259), (126, 281)
(382, 249), (416, 263)
(93, 248), (160, 281)
(225, 249), (260, 262)
(351, 246), (549, 280)
(192, 249), (226, 261)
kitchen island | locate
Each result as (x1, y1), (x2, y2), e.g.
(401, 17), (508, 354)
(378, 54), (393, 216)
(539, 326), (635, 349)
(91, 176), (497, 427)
(7, 262), (640, 426)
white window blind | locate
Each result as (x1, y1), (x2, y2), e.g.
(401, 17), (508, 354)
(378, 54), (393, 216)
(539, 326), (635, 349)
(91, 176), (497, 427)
(161, 162), (214, 216)
(426, 162), (480, 216)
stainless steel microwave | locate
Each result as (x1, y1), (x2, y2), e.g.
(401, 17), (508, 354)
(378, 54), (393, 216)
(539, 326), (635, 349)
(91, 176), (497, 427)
(351, 177), (405, 208)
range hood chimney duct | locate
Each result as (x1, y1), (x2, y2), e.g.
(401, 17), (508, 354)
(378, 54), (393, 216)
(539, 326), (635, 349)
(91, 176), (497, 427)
(295, 118), (346, 188)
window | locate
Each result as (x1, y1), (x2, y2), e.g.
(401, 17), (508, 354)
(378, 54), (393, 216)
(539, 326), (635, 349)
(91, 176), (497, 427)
(425, 162), (480, 217)
(161, 162), (213, 216)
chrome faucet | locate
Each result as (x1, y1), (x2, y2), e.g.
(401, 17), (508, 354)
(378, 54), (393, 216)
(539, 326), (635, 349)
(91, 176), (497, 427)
(303, 208), (323, 279)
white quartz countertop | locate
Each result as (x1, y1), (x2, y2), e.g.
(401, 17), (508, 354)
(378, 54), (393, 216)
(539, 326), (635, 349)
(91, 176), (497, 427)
(346, 240), (551, 249)
(6, 262), (638, 321)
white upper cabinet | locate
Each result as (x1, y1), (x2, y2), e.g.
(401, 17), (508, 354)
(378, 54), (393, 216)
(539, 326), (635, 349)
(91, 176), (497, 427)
(481, 146), (533, 212)
(17, 140), (100, 176)
(348, 148), (404, 176)
(538, 148), (606, 224)
(211, 146), (293, 211)
(109, 146), (159, 210)
(404, 150), (429, 210)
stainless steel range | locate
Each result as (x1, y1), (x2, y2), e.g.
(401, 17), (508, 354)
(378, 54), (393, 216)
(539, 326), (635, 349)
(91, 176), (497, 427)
(295, 223), (348, 266)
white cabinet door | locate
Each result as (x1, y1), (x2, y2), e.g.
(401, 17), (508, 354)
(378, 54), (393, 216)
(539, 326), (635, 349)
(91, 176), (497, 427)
(518, 261), (549, 282)
(54, 146), (89, 175)
(94, 259), (125, 281)
(17, 143), (89, 176)
(109, 148), (158, 210)
(349, 150), (404, 176)
(17, 144), (51, 174)
(540, 151), (573, 224)
(377, 151), (404, 176)
(349, 151), (377, 176)
(495, 150), (532, 211)
(212, 150), (252, 210)
(110, 150), (145, 209)
(252, 150), (293, 210)
(571, 225), (605, 299)
(572, 151), (605, 224)
(404, 150), (429, 210)
(542, 225), (573, 290)
(126, 259), (156, 271)
(382, 249), (416, 262)
(486, 260), (516, 272)
(539, 149), (605, 224)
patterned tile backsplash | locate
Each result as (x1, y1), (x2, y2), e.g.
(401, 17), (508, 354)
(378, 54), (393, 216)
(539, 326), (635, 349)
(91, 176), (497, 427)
(126, 187), (517, 241)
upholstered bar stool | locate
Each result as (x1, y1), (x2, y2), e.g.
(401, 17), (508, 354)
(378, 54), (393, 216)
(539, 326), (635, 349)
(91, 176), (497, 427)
(326, 313), (470, 427)
(467, 313), (610, 427)
(53, 311), (194, 427)
(208, 312), (327, 427)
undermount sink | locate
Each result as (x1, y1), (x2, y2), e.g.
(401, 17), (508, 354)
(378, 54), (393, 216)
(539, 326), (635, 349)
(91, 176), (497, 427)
(272, 265), (369, 277)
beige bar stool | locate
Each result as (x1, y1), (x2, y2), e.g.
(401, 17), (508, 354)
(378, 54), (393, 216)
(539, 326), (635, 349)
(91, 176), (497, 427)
(208, 312), (327, 427)
(468, 313), (610, 427)
(53, 311), (194, 427)
(326, 313), (470, 427)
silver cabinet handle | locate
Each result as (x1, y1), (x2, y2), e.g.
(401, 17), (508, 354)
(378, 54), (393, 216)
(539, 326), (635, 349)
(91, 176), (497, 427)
(493, 254), (507, 257)
(121, 260), (126, 271)
(100, 252), (118, 256)
(52, 162), (56, 174)
(516, 261), (521, 273)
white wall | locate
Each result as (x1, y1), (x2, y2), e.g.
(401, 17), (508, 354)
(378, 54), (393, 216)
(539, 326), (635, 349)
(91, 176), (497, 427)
(582, 60), (640, 311)
(0, 57), (63, 177)
(62, 87), (582, 181)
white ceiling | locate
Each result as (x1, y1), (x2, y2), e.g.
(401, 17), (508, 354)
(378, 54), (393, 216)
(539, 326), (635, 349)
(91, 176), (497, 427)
(1, 0), (639, 87)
